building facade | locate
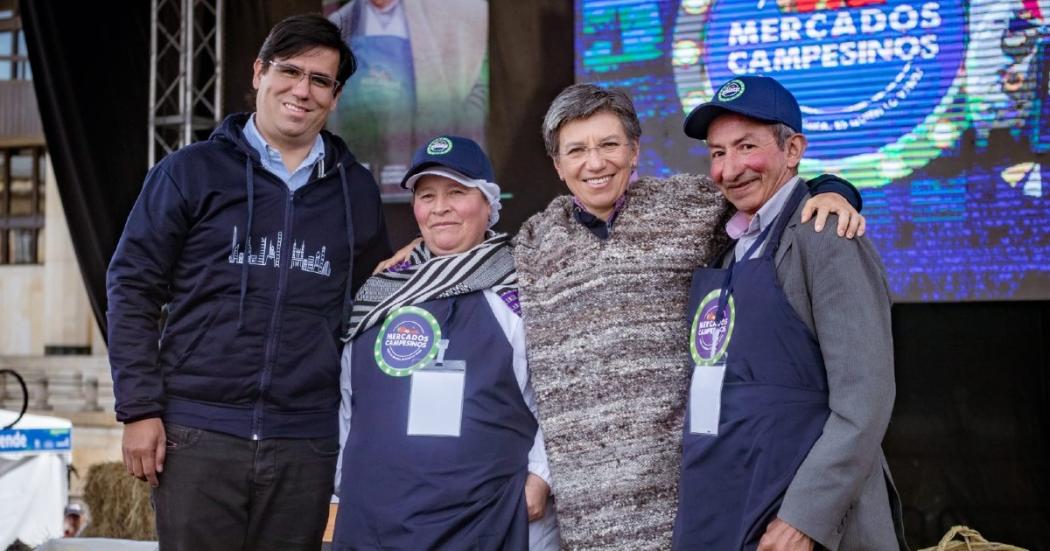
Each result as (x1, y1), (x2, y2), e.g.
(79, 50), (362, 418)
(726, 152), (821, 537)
(0, 1), (120, 498)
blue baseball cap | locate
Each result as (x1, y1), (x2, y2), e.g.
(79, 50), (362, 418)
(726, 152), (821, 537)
(400, 135), (495, 189)
(402, 135), (503, 227)
(683, 75), (802, 140)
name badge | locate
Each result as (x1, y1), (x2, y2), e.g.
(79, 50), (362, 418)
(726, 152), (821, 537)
(689, 363), (726, 436)
(688, 289), (735, 436)
(407, 340), (466, 437)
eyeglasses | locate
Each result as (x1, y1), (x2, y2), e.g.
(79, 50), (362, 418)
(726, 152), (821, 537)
(558, 140), (630, 163)
(267, 60), (341, 92)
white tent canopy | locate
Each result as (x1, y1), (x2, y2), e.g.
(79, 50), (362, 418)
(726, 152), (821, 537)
(0, 409), (73, 548)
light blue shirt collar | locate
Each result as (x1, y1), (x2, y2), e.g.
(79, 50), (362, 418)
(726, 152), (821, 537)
(730, 175), (802, 261)
(243, 114), (326, 192)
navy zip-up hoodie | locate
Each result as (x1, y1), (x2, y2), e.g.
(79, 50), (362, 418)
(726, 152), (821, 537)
(107, 113), (391, 440)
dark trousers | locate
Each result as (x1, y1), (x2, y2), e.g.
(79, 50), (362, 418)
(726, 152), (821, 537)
(153, 423), (339, 551)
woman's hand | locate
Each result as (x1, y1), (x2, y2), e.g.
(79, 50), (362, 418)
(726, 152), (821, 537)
(800, 194), (866, 238)
(524, 473), (551, 521)
(372, 237), (422, 274)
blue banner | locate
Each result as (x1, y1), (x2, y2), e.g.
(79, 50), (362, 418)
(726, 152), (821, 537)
(0, 427), (71, 453)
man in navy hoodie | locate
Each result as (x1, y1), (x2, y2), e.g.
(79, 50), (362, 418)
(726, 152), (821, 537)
(107, 14), (391, 550)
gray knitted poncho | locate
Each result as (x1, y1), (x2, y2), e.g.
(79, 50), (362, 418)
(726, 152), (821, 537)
(514, 174), (732, 550)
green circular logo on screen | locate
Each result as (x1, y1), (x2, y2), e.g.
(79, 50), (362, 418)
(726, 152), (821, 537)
(672, 0), (967, 188)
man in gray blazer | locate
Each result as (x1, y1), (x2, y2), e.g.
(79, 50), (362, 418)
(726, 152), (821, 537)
(671, 75), (907, 551)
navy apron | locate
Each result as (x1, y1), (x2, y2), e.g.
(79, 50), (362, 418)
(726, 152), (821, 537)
(334, 292), (536, 550)
(672, 183), (831, 550)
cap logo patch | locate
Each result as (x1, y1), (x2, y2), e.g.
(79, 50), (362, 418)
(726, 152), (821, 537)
(717, 80), (745, 102)
(426, 137), (454, 155)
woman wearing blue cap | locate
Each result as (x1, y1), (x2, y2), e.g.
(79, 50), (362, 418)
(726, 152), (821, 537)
(331, 136), (558, 550)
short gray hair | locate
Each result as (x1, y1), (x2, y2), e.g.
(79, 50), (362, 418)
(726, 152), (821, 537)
(771, 122), (797, 150)
(542, 83), (642, 158)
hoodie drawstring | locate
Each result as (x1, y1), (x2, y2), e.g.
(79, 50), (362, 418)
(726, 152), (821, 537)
(238, 156), (255, 330)
(338, 163), (356, 337)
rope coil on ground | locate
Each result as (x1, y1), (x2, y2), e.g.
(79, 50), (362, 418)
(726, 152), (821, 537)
(918, 525), (1029, 551)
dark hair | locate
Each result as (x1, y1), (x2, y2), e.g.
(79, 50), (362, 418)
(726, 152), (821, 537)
(542, 83), (642, 158)
(257, 13), (356, 87)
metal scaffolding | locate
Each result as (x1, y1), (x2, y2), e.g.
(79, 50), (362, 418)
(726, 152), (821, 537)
(148, 0), (224, 167)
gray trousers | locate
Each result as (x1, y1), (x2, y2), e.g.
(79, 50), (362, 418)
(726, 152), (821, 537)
(152, 423), (339, 551)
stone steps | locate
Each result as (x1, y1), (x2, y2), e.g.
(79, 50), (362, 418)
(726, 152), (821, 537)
(0, 355), (115, 426)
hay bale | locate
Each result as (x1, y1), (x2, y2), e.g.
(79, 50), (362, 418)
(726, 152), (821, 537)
(79, 461), (156, 540)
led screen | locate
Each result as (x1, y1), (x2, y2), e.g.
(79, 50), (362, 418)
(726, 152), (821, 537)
(326, 0), (489, 200)
(577, 0), (1050, 301)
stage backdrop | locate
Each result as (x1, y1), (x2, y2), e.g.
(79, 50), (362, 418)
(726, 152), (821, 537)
(323, 0), (489, 201)
(16, 0), (1050, 546)
(576, 0), (1050, 302)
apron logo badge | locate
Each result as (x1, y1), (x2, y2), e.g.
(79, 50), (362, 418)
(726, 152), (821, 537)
(691, 289), (736, 365)
(375, 306), (442, 377)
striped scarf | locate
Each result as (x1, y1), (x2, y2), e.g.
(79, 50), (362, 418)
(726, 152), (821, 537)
(343, 232), (518, 341)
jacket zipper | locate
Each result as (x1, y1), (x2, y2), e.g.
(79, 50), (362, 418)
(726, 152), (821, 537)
(251, 186), (296, 440)
(247, 156), (339, 440)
